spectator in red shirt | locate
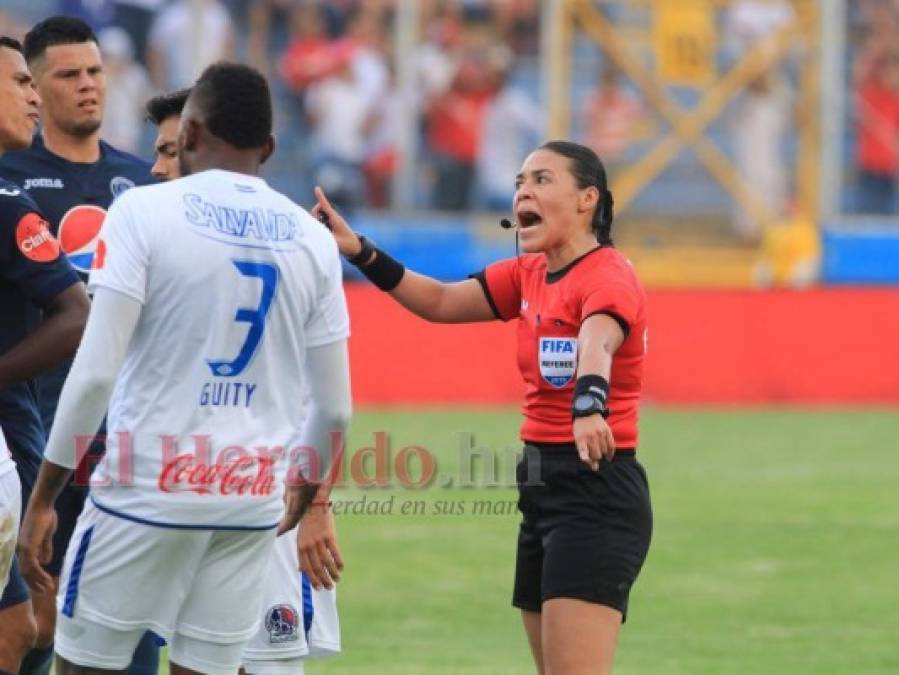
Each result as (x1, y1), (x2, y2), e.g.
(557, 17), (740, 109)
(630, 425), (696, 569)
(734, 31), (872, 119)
(853, 43), (899, 213)
(313, 140), (652, 675)
(426, 57), (496, 210)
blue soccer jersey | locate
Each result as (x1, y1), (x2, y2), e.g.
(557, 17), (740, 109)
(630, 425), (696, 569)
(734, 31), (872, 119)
(0, 135), (153, 430)
(0, 177), (80, 493)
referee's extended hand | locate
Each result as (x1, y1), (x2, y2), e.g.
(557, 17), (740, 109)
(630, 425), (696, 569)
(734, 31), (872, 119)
(311, 186), (363, 258)
(573, 414), (616, 471)
(298, 505), (344, 591)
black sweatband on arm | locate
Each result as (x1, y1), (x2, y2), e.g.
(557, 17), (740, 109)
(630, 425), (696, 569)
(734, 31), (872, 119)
(574, 374), (610, 406)
(356, 246), (405, 291)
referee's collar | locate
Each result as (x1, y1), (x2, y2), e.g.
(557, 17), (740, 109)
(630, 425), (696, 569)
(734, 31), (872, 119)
(546, 245), (606, 284)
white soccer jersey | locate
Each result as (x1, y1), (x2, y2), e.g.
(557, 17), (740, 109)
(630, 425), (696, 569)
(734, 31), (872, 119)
(0, 428), (14, 479)
(86, 169), (349, 528)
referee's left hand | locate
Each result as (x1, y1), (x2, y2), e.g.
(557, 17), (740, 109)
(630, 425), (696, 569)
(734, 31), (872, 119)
(573, 414), (616, 471)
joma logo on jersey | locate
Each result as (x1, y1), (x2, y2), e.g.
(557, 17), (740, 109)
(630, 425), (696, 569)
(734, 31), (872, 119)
(540, 339), (575, 353)
(24, 178), (64, 189)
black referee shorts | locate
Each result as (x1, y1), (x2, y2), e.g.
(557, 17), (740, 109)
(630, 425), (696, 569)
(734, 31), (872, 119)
(513, 442), (652, 620)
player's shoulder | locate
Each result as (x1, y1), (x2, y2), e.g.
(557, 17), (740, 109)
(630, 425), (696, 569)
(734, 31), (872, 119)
(101, 177), (170, 220)
(0, 140), (54, 179)
(99, 141), (154, 184)
(259, 183), (334, 242)
(0, 176), (24, 194)
(0, 177), (45, 228)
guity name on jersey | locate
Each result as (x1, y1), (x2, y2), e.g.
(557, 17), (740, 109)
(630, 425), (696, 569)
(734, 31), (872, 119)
(199, 381), (258, 407)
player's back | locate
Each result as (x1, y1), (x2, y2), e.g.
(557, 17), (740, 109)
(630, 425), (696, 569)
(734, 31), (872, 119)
(88, 169), (349, 528)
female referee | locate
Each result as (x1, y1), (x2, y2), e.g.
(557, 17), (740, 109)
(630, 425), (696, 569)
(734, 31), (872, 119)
(313, 140), (652, 675)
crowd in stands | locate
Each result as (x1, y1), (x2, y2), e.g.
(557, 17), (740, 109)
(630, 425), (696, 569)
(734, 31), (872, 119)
(1, 0), (897, 217)
(851, 0), (899, 215)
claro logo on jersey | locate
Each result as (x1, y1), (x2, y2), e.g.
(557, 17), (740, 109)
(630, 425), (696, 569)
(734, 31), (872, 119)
(158, 453), (276, 496)
(58, 204), (106, 272)
(538, 337), (578, 388)
(16, 212), (60, 262)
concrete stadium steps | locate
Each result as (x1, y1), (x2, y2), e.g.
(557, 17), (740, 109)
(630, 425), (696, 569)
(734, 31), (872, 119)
(614, 215), (763, 288)
(620, 244), (762, 288)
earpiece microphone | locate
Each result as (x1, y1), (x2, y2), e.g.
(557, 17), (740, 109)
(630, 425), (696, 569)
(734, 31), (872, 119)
(500, 218), (517, 229)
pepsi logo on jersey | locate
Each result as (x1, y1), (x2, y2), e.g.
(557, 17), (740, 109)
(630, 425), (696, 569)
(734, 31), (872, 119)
(58, 204), (106, 272)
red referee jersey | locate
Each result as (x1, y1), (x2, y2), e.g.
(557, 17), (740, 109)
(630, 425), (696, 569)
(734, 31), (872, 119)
(474, 246), (647, 448)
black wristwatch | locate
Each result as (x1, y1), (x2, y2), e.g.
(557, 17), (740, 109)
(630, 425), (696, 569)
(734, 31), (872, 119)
(347, 234), (375, 266)
(572, 393), (610, 419)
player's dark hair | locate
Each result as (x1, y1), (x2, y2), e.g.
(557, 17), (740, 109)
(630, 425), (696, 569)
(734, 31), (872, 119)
(145, 88), (191, 126)
(539, 140), (615, 246)
(191, 62), (272, 150)
(0, 36), (24, 53)
(23, 16), (98, 64)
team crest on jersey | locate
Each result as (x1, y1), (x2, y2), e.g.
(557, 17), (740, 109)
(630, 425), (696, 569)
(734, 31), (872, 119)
(110, 176), (136, 199)
(265, 604), (300, 644)
(538, 337), (578, 388)
(16, 212), (60, 262)
(58, 204), (106, 272)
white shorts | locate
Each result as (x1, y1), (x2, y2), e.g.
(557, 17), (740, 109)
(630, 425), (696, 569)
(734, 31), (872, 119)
(55, 499), (276, 674)
(0, 469), (22, 593)
(242, 527), (341, 674)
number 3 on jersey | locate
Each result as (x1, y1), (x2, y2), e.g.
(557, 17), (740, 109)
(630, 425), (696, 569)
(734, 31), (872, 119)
(207, 260), (279, 377)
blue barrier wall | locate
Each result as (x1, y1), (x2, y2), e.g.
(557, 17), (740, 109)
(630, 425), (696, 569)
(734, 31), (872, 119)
(342, 213), (513, 282)
(822, 223), (899, 285)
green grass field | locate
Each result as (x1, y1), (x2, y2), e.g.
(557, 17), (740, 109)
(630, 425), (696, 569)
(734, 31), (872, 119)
(296, 406), (899, 675)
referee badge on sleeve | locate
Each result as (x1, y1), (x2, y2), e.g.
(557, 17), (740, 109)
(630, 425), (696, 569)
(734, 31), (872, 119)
(538, 337), (578, 388)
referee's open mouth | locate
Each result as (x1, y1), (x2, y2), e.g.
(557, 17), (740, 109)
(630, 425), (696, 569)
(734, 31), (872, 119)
(517, 209), (543, 228)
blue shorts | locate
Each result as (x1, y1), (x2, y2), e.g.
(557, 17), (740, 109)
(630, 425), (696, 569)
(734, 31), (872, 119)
(0, 556), (30, 609)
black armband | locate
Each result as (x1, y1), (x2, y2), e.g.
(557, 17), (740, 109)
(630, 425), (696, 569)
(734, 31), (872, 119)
(356, 244), (405, 291)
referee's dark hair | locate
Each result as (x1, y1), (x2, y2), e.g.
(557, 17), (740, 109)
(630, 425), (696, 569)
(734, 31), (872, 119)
(540, 140), (615, 246)
(146, 88), (191, 126)
(0, 36), (24, 53)
(191, 62), (272, 150)
(23, 16), (97, 64)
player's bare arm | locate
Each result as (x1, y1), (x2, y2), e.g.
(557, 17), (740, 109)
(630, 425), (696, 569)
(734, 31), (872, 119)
(17, 288), (140, 592)
(573, 313), (625, 471)
(281, 338), (351, 589)
(312, 186), (496, 324)
(16, 461), (69, 593)
(0, 282), (88, 390)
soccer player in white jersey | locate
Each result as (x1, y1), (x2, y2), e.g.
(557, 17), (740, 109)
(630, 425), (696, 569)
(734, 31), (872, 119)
(145, 87), (345, 675)
(17, 62), (351, 675)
